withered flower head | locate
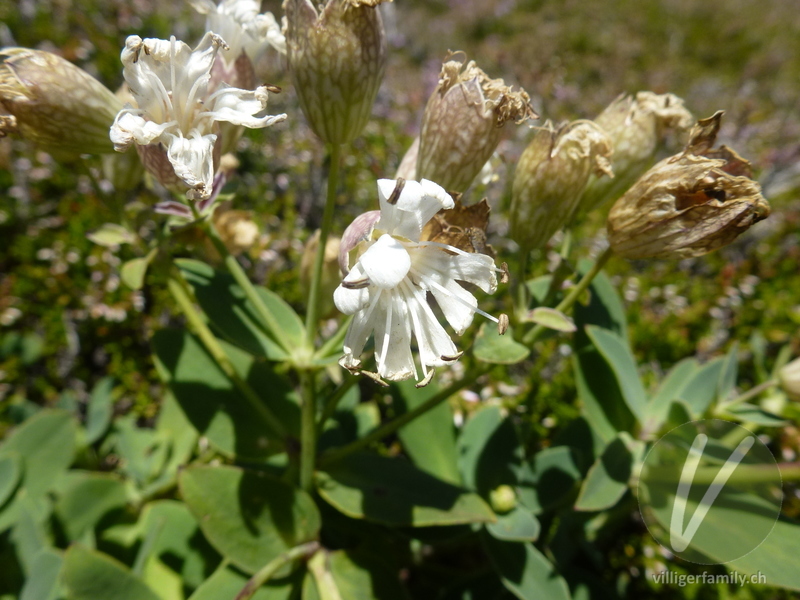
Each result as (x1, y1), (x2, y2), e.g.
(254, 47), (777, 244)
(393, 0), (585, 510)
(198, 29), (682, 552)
(579, 91), (693, 213)
(0, 48), (122, 155)
(283, 0), (388, 145)
(510, 120), (613, 251)
(421, 196), (495, 258)
(415, 52), (535, 193)
(607, 112), (771, 260)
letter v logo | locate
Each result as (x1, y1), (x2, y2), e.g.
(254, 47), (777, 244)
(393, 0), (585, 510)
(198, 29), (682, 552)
(669, 433), (755, 552)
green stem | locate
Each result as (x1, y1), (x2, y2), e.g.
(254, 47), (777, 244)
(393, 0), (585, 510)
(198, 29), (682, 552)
(305, 143), (342, 347)
(317, 375), (359, 434)
(718, 378), (778, 412)
(299, 371), (317, 492)
(204, 220), (293, 357)
(234, 541), (320, 600)
(168, 274), (288, 440)
(643, 463), (800, 486)
(522, 246), (614, 346)
(514, 248), (530, 319)
(319, 368), (487, 467)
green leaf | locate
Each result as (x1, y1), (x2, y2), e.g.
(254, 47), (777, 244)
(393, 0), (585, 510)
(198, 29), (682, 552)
(0, 410), (77, 498)
(0, 453), (21, 508)
(11, 497), (52, 576)
(574, 434), (643, 512)
(189, 563), (301, 600)
(516, 447), (582, 514)
(728, 520), (800, 590)
(141, 557), (184, 600)
(457, 406), (524, 496)
(152, 329), (298, 459)
(62, 545), (160, 600)
(527, 307), (576, 332)
(573, 260), (627, 341)
(481, 534), (571, 600)
(316, 453), (496, 527)
(486, 507), (540, 542)
(85, 377), (115, 445)
(644, 358), (699, 432)
(121, 248), (157, 290)
(678, 357), (725, 417)
(86, 223), (137, 247)
(177, 259), (305, 361)
(394, 380), (461, 485)
(585, 326), (647, 422)
(473, 323), (530, 365)
(20, 549), (63, 600)
(180, 465), (320, 575)
(305, 549), (410, 600)
(718, 342), (740, 403)
(54, 472), (131, 541)
(112, 415), (169, 486)
(573, 347), (636, 444)
(723, 403), (789, 427)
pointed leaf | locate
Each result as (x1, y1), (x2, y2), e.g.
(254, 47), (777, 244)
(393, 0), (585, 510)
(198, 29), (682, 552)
(62, 545), (160, 600)
(527, 307), (576, 332)
(85, 377), (115, 445)
(86, 223), (137, 247)
(473, 323), (530, 365)
(486, 507), (540, 542)
(574, 434), (643, 512)
(20, 548), (63, 600)
(516, 447), (582, 514)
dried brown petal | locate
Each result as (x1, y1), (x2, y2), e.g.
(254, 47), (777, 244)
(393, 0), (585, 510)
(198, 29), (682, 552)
(421, 198), (495, 257)
(284, 0), (387, 144)
(416, 52), (534, 193)
(510, 120), (613, 251)
(607, 113), (770, 259)
(579, 91), (693, 214)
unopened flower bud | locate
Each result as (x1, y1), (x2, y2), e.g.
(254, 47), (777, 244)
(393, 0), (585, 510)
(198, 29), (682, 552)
(284, 0), (387, 144)
(213, 207), (261, 254)
(607, 112), (771, 260)
(579, 91), (693, 213)
(302, 231), (342, 318)
(0, 48), (122, 155)
(416, 53), (534, 193)
(489, 484), (517, 514)
(779, 358), (800, 402)
(510, 121), (613, 251)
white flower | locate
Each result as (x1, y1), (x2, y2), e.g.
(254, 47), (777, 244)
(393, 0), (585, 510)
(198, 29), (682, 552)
(110, 33), (286, 199)
(189, 0), (286, 61)
(334, 178), (500, 383)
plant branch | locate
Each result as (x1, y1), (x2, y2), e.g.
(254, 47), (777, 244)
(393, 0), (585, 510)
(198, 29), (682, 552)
(234, 541), (320, 600)
(317, 375), (359, 434)
(305, 143), (342, 347)
(299, 371), (317, 492)
(168, 274), (288, 440)
(318, 368), (487, 467)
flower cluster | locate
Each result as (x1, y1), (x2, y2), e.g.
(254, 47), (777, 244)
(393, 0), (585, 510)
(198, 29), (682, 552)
(110, 32), (286, 200)
(334, 179), (501, 384)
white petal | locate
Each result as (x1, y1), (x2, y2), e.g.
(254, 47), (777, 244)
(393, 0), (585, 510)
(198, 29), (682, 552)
(205, 86), (286, 128)
(359, 235), (411, 290)
(373, 293), (415, 381)
(110, 112), (170, 150)
(429, 278), (478, 335)
(334, 264), (372, 315)
(402, 282), (458, 367)
(448, 253), (498, 294)
(165, 133), (217, 198)
(342, 288), (383, 362)
(376, 178), (454, 241)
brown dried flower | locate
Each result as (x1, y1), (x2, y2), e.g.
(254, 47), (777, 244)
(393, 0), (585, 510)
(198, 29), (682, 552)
(579, 91), (693, 213)
(0, 48), (122, 155)
(414, 52), (535, 193)
(421, 197), (495, 257)
(283, 0), (388, 145)
(510, 120), (613, 251)
(607, 112), (771, 259)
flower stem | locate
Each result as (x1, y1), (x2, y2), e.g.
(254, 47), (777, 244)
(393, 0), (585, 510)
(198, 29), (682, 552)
(204, 220), (293, 356)
(318, 368), (487, 467)
(299, 371), (317, 492)
(717, 378), (778, 412)
(234, 541), (320, 600)
(522, 246), (614, 346)
(168, 272), (288, 440)
(305, 143), (342, 347)
(317, 375), (359, 434)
